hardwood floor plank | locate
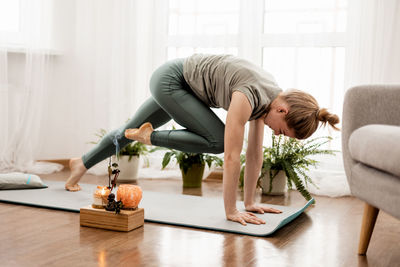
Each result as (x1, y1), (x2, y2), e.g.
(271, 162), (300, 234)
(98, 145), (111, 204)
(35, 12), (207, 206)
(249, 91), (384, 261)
(0, 169), (399, 266)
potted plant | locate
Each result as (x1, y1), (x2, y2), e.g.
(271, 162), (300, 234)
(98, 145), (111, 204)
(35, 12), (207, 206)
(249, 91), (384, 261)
(161, 149), (223, 188)
(90, 128), (149, 182)
(239, 134), (337, 201)
(116, 141), (148, 182)
(261, 134), (337, 200)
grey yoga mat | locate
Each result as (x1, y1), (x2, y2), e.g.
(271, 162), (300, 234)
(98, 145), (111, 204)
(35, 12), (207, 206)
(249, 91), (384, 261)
(0, 180), (313, 236)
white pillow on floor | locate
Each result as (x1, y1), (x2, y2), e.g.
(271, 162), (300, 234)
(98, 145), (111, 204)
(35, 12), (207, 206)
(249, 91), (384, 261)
(0, 172), (47, 189)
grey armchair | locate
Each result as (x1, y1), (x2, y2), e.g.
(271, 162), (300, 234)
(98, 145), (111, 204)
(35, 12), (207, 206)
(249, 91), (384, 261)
(342, 85), (400, 255)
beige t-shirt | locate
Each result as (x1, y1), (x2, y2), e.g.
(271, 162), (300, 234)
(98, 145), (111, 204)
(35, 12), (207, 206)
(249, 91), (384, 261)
(183, 54), (282, 120)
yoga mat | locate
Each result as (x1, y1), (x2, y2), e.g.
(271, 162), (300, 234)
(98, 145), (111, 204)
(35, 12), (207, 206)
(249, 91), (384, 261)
(0, 180), (313, 236)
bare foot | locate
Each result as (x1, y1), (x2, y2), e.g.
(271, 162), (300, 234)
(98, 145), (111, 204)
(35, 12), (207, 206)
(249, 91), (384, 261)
(125, 122), (154, 145)
(65, 157), (87, 192)
(65, 184), (81, 192)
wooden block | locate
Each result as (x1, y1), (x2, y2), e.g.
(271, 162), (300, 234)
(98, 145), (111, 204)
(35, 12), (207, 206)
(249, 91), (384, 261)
(80, 206), (144, 232)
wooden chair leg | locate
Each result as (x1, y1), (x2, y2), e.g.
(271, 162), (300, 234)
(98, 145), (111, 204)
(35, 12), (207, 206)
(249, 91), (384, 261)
(358, 202), (379, 255)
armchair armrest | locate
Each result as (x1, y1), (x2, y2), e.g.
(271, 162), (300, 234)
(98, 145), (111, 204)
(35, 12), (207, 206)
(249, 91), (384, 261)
(342, 85), (400, 181)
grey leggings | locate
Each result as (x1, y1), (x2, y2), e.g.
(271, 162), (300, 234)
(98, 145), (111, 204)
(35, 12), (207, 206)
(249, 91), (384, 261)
(82, 58), (225, 169)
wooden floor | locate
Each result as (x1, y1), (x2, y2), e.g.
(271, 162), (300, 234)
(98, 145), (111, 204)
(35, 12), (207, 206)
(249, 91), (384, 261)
(1, 169), (399, 267)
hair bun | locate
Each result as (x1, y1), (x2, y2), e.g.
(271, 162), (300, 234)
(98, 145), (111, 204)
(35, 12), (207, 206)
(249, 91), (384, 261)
(317, 108), (340, 130)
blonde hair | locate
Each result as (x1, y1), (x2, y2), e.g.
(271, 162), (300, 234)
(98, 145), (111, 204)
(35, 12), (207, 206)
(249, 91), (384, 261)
(280, 89), (340, 139)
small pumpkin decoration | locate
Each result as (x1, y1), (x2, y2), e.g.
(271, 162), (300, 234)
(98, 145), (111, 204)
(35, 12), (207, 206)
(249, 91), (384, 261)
(117, 184), (143, 209)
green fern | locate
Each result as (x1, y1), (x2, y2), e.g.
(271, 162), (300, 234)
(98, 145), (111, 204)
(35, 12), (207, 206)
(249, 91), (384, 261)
(239, 133), (338, 202)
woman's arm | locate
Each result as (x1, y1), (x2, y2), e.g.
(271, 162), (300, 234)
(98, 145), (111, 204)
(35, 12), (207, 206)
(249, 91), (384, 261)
(244, 119), (264, 207)
(243, 118), (283, 215)
(223, 92), (266, 225)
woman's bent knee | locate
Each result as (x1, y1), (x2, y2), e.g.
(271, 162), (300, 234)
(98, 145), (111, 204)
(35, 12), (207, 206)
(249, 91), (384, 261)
(209, 142), (224, 154)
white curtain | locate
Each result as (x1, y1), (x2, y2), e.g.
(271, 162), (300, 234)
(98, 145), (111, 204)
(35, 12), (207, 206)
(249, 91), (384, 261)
(345, 0), (400, 87)
(0, 0), (62, 174)
(310, 0), (400, 197)
(0, 0), (165, 174)
(72, 0), (164, 131)
(70, 0), (169, 175)
(308, 0), (400, 197)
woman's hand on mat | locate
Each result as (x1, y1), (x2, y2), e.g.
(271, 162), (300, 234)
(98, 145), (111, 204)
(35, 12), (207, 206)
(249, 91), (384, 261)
(245, 204), (282, 214)
(226, 210), (266, 226)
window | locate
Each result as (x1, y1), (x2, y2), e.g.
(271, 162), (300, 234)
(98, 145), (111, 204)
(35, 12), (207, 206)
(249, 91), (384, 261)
(264, 0), (347, 34)
(262, 0), (347, 146)
(167, 0), (240, 59)
(0, 0), (19, 32)
(262, 0), (347, 114)
(0, 0), (56, 51)
(0, 0), (22, 46)
(167, 0), (347, 144)
(166, 0), (347, 108)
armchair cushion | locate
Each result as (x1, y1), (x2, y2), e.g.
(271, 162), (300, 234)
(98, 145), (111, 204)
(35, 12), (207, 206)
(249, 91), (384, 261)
(349, 124), (400, 178)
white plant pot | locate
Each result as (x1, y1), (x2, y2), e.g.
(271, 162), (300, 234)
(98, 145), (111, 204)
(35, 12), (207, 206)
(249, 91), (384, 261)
(261, 169), (287, 195)
(115, 155), (140, 182)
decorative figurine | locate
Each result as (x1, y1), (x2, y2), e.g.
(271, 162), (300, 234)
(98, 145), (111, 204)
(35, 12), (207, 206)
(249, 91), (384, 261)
(107, 158), (120, 191)
(105, 193), (124, 214)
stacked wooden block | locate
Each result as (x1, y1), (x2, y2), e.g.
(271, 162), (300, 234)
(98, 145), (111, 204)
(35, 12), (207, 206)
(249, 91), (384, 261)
(80, 206), (144, 232)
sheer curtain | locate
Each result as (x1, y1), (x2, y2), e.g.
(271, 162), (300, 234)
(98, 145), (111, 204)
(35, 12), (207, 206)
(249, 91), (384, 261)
(345, 0), (400, 87)
(70, 0), (171, 176)
(312, 0), (400, 197)
(0, 0), (62, 174)
(0, 0), (166, 175)
(309, 0), (400, 197)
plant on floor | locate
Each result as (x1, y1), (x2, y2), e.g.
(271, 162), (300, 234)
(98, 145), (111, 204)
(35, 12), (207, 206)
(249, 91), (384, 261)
(161, 149), (223, 188)
(162, 150), (223, 174)
(239, 134), (337, 201)
(262, 134), (337, 200)
(149, 124), (223, 187)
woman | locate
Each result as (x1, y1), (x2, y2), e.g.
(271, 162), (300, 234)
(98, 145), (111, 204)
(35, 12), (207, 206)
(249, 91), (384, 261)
(65, 54), (339, 226)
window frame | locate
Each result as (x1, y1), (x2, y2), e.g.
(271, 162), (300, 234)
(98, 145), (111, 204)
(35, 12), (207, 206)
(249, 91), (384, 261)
(165, 0), (347, 143)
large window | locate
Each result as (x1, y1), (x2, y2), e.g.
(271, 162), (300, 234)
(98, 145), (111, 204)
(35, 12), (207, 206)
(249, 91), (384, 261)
(264, 0), (347, 34)
(167, 0), (346, 144)
(0, 0), (21, 46)
(0, 0), (55, 51)
(167, 0), (239, 59)
(0, 0), (19, 32)
(262, 0), (347, 115)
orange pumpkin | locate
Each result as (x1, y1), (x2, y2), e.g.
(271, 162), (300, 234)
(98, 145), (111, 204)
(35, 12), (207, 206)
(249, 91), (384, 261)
(117, 184), (143, 209)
